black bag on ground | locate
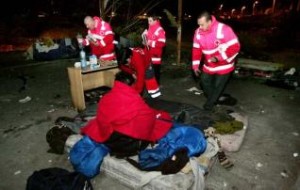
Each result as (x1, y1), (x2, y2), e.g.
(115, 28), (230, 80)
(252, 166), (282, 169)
(126, 148), (189, 175)
(104, 132), (150, 158)
(26, 167), (93, 190)
(46, 125), (75, 154)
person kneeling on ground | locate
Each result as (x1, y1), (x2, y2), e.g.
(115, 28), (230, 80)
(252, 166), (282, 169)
(80, 71), (173, 145)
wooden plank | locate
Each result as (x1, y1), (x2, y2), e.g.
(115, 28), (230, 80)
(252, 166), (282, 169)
(67, 67), (85, 111)
(68, 66), (120, 111)
(82, 68), (119, 90)
(237, 58), (284, 71)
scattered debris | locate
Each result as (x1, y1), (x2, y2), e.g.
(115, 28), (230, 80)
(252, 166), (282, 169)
(186, 87), (203, 95)
(292, 132), (299, 136)
(47, 109), (56, 113)
(48, 160), (52, 163)
(223, 182), (228, 187)
(284, 68), (296, 76)
(265, 68), (300, 90)
(293, 153), (298, 158)
(255, 162), (263, 170)
(280, 170), (288, 178)
(14, 170), (21, 175)
(19, 96), (31, 103)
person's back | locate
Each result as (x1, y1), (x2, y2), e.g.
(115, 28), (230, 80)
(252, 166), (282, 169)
(81, 71), (172, 143)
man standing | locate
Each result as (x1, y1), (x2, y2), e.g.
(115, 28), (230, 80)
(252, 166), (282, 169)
(77, 16), (116, 61)
(143, 15), (166, 85)
(192, 11), (240, 111)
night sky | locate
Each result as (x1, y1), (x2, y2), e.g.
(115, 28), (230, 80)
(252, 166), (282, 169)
(1, 0), (295, 19)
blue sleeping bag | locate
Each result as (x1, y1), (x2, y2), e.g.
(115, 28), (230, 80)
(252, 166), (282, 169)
(138, 124), (207, 169)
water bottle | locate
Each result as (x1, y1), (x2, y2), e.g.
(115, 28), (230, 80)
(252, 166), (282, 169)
(80, 49), (87, 69)
(89, 54), (98, 69)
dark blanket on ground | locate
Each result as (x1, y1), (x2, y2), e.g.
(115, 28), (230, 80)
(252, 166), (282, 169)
(57, 97), (235, 135)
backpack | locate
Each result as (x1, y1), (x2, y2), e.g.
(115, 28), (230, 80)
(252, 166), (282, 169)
(46, 125), (75, 154)
(26, 167), (93, 190)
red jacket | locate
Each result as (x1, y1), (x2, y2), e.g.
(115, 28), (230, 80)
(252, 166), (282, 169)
(81, 81), (172, 142)
(82, 16), (115, 60)
(192, 16), (240, 75)
(120, 48), (161, 98)
(146, 21), (166, 64)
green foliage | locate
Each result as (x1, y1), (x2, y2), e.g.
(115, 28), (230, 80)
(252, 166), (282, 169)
(213, 120), (244, 134)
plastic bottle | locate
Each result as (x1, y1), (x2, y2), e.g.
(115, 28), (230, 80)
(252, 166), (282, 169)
(80, 49), (87, 69)
(89, 54), (98, 69)
(77, 33), (87, 69)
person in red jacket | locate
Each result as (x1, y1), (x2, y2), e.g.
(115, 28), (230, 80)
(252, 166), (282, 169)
(142, 15), (166, 84)
(120, 48), (161, 98)
(192, 11), (240, 111)
(81, 71), (172, 143)
(77, 16), (116, 61)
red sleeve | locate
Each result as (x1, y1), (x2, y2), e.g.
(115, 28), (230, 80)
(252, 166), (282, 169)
(98, 34), (114, 48)
(155, 29), (166, 48)
(215, 26), (240, 63)
(120, 64), (134, 75)
(131, 54), (146, 94)
(192, 30), (202, 70)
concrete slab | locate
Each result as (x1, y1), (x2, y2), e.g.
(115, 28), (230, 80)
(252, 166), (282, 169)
(0, 59), (299, 190)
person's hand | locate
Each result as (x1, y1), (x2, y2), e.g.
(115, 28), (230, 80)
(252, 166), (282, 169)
(90, 40), (99, 46)
(208, 57), (218, 63)
(132, 74), (137, 79)
(77, 38), (83, 44)
(194, 68), (201, 77)
(142, 29), (148, 36)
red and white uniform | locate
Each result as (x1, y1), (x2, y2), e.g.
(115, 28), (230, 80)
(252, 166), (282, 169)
(120, 48), (161, 98)
(192, 16), (240, 75)
(146, 21), (166, 64)
(82, 16), (115, 61)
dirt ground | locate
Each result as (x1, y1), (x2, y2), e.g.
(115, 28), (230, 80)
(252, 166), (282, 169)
(0, 58), (299, 190)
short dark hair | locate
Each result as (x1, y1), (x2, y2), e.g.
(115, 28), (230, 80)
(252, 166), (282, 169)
(115, 71), (135, 86)
(148, 14), (160, 21)
(198, 11), (212, 21)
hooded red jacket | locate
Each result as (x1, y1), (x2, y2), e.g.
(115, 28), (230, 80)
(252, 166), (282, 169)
(81, 81), (172, 143)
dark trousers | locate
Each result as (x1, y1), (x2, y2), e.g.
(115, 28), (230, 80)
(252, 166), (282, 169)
(200, 72), (231, 110)
(152, 64), (161, 85)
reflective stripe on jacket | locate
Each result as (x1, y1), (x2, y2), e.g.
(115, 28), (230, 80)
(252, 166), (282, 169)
(192, 16), (240, 75)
